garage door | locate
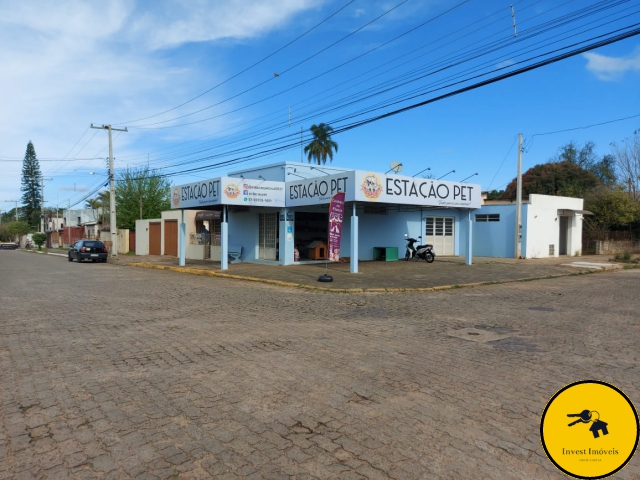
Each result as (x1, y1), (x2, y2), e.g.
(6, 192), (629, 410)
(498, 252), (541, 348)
(425, 217), (454, 255)
(149, 222), (161, 255)
(164, 220), (178, 256)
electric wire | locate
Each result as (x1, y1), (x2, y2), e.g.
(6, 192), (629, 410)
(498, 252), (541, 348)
(115, 0), (357, 126)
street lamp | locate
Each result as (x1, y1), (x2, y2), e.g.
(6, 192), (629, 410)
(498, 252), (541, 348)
(437, 170), (455, 180)
(460, 173), (478, 182)
(412, 167), (431, 177)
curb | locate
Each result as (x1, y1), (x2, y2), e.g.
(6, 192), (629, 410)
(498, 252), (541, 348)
(123, 262), (616, 294)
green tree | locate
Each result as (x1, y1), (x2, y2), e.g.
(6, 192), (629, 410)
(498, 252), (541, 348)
(32, 232), (47, 250)
(590, 154), (617, 186)
(552, 140), (617, 186)
(584, 186), (640, 232)
(304, 123), (338, 165)
(500, 161), (600, 200)
(85, 198), (102, 224)
(5, 221), (31, 243)
(485, 189), (505, 200)
(20, 141), (43, 227)
(115, 166), (170, 230)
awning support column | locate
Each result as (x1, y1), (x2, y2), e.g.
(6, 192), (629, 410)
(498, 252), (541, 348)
(179, 209), (186, 267)
(466, 210), (473, 265)
(221, 205), (228, 270)
(350, 202), (358, 273)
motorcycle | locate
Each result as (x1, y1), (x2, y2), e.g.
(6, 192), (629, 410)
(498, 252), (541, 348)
(404, 235), (435, 263)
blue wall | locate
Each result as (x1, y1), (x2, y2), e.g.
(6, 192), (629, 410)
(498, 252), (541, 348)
(228, 210), (259, 261)
(471, 204), (528, 258)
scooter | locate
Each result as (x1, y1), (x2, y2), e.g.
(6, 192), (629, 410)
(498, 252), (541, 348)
(404, 235), (435, 263)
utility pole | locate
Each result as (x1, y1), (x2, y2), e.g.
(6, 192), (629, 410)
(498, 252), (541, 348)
(40, 177), (52, 233)
(5, 200), (19, 221)
(514, 133), (523, 259)
(91, 124), (128, 257)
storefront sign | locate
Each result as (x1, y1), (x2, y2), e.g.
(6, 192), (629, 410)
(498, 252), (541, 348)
(174, 171), (480, 209)
(286, 172), (355, 207)
(172, 177), (285, 208)
(328, 192), (345, 262)
(172, 179), (221, 209)
(354, 171), (481, 208)
(195, 211), (222, 220)
(223, 177), (285, 207)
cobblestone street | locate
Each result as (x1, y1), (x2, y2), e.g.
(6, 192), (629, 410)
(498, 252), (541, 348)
(1, 251), (639, 479)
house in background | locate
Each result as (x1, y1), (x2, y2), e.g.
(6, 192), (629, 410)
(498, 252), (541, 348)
(473, 194), (588, 258)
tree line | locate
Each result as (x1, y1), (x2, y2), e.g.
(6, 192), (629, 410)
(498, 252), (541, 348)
(487, 130), (640, 237)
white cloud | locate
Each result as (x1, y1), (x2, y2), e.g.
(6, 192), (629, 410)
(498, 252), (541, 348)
(0, 1), (325, 203)
(129, 0), (324, 50)
(582, 47), (640, 81)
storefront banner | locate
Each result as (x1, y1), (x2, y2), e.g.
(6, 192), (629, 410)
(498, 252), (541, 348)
(328, 192), (345, 262)
(172, 178), (221, 209)
(172, 177), (285, 208)
(354, 170), (481, 208)
(286, 172), (355, 207)
(220, 177), (285, 207)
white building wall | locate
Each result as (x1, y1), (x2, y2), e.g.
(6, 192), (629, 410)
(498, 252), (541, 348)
(524, 194), (583, 258)
(135, 219), (152, 255)
(228, 161), (351, 182)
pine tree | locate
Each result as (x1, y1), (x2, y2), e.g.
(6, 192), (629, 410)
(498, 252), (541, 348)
(20, 141), (42, 227)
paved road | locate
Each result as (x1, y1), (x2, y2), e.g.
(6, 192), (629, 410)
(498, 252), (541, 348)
(1, 251), (639, 479)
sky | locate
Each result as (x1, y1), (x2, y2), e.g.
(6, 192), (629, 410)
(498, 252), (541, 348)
(1, 0), (639, 214)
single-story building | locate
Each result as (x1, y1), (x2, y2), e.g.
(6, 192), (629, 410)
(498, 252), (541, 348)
(136, 161), (586, 270)
(473, 194), (587, 258)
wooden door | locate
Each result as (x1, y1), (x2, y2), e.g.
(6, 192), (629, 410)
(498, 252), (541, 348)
(149, 222), (161, 255)
(164, 220), (178, 256)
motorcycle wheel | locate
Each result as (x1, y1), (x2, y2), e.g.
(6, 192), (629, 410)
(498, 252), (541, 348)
(425, 253), (435, 263)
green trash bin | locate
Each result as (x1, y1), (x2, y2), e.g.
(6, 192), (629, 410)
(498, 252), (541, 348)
(373, 247), (398, 261)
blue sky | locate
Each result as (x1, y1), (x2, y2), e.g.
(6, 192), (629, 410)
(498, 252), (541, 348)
(1, 0), (639, 213)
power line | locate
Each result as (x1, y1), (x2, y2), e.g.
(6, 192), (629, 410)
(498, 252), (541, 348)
(144, 23), (640, 181)
(488, 135), (519, 190)
(115, 0), (357, 126)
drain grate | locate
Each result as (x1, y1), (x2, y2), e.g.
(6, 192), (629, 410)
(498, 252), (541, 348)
(446, 327), (514, 343)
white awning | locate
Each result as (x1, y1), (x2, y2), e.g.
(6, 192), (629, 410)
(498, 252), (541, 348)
(557, 209), (593, 215)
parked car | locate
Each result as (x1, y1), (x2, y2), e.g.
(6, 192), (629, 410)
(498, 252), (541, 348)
(68, 240), (108, 263)
(0, 243), (19, 250)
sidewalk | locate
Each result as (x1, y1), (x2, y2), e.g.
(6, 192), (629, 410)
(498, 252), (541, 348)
(110, 254), (621, 292)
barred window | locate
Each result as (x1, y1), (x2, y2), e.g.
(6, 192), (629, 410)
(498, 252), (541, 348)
(475, 214), (500, 222)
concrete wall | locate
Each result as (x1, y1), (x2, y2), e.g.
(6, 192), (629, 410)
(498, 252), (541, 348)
(228, 209), (261, 262)
(117, 229), (129, 254)
(135, 219), (153, 255)
(355, 208), (466, 261)
(472, 205), (516, 258)
(525, 195), (583, 258)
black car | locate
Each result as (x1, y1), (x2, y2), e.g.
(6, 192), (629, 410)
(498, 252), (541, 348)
(68, 240), (108, 263)
(0, 243), (19, 250)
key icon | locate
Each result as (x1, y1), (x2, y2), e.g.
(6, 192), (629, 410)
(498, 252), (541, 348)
(567, 409), (592, 426)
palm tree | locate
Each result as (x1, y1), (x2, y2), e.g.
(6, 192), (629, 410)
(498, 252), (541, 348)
(304, 123), (338, 165)
(85, 198), (101, 223)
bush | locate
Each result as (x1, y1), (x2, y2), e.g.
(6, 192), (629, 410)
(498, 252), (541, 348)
(32, 233), (47, 250)
(614, 251), (633, 261)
